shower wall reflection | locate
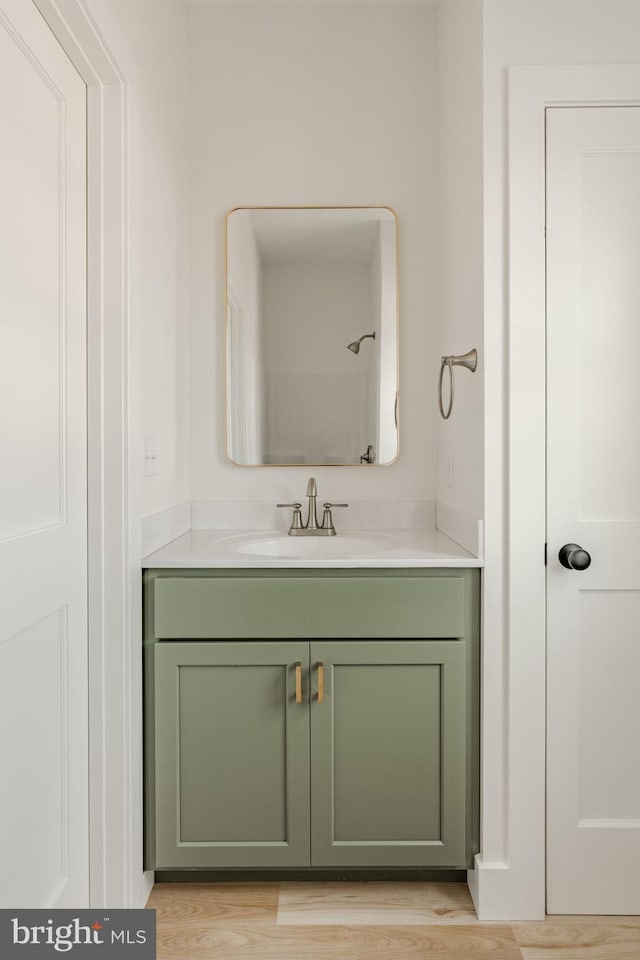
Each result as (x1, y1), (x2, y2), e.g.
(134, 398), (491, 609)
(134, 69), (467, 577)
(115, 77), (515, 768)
(226, 207), (398, 466)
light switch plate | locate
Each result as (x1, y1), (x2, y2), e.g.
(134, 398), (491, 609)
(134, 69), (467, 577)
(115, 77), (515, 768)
(144, 433), (159, 477)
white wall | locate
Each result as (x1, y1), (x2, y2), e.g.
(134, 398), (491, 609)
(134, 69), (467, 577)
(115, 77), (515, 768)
(378, 218), (398, 464)
(75, 0), (189, 907)
(187, 3), (436, 502)
(435, 0), (484, 522)
(435, 0), (505, 914)
(369, 227), (383, 458)
(482, 0), (640, 917)
(263, 261), (373, 464)
(227, 211), (264, 462)
(86, 0), (190, 524)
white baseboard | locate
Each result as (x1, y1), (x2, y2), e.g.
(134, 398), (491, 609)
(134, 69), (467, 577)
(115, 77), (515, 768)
(141, 501), (191, 558)
(129, 871), (154, 909)
(468, 856), (510, 920)
(436, 500), (483, 557)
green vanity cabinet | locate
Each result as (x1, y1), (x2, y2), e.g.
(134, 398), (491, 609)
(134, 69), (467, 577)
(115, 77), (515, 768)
(310, 640), (467, 867)
(152, 642), (311, 869)
(144, 568), (480, 873)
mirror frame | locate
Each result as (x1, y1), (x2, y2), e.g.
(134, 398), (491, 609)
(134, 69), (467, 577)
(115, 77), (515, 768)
(225, 205), (400, 467)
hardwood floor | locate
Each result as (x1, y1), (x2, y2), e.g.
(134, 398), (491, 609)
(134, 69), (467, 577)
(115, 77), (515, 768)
(147, 882), (640, 960)
(277, 881), (479, 924)
(513, 917), (640, 960)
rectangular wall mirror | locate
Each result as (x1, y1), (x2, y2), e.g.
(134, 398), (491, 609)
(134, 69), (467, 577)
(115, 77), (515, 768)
(226, 206), (398, 466)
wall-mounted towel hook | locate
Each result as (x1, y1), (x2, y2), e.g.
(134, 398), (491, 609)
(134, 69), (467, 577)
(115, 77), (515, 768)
(438, 349), (478, 420)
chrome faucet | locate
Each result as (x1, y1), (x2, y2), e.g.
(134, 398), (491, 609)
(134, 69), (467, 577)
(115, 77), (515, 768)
(277, 477), (348, 536)
(305, 477), (320, 531)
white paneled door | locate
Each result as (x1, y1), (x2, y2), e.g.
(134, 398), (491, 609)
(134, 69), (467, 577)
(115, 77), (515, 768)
(546, 107), (640, 914)
(0, 0), (88, 906)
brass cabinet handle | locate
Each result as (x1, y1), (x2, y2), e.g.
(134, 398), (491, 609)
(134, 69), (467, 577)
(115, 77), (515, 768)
(317, 661), (324, 703)
(295, 662), (302, 703)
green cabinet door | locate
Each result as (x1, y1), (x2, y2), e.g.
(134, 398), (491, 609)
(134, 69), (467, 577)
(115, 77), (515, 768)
(310, 640), (467, 867)
(153, 641), (311, 868)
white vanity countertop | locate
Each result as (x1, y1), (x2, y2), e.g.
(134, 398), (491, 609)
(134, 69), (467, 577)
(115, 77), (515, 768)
(142, 527), (483, 569)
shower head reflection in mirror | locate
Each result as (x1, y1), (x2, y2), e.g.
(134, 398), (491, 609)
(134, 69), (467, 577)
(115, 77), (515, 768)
(225, 206), (398, 466)
(346, 331), (376, 355)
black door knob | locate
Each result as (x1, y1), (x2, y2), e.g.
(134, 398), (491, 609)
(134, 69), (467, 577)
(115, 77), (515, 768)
(559, 543), (591, 570)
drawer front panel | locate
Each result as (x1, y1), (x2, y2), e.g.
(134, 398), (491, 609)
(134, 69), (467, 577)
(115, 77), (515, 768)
(153, 576), (466, 639)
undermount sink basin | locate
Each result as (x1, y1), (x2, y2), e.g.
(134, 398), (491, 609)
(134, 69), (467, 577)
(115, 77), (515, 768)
(223, 532), (403, 559)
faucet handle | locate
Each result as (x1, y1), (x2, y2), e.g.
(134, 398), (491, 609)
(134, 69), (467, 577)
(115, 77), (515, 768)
(321, 502), (349, 535)
(277, 502), (304, 533)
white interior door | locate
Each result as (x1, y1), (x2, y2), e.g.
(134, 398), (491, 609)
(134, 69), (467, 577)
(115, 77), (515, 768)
(546, 106), (640, 914)
(0, 0), (88, 907)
